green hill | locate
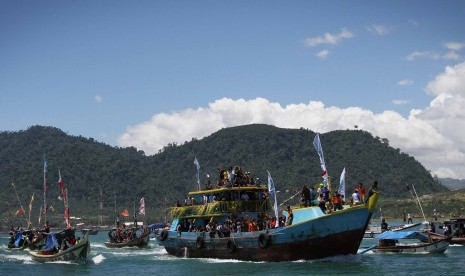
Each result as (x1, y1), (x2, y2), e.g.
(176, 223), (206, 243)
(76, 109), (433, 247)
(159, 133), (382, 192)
(0, 124), (448, 228)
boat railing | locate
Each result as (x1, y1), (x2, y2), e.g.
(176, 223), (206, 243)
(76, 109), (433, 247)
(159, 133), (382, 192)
(170, 200), (270, 218)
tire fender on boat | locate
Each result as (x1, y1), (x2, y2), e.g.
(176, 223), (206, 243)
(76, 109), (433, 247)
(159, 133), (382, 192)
(160, 229), (169, 241)
(258, 233), (271, 249)
(227, 239), (236, 253)
(196, 236), (204, 249)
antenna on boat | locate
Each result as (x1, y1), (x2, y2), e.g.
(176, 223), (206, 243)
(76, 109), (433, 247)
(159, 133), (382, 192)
(406, 184), (428, 224)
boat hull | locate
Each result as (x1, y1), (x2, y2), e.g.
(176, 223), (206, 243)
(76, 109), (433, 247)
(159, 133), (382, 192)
(104, 233), (150, 248)
(372, 239), (449, 254)
(159, 193), (379, 262)
(29, 234), (90, 263)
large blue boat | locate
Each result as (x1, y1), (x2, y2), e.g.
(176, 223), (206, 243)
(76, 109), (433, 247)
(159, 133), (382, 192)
(157, 182), (379, 262)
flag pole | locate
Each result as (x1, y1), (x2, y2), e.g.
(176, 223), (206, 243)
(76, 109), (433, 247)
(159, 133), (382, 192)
(43, 155), (47, 226)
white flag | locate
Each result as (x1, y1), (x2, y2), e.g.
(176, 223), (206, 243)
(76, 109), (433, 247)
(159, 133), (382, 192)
(139, 197), (145, 215)
(339, 167), (346, 200)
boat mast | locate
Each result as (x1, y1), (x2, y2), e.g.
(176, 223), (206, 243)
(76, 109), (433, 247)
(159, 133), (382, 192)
(412, 184), (427, 223)
(43, 155), (47, 226)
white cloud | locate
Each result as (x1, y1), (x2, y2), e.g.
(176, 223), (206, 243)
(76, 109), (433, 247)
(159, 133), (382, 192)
(392, 99), (409, 105)
(368, 25), (389, 36)
(444, 42), (465, 51)
(95, 94), (103, 103)
(316, 50), (329, 59)
(398, 79), (413, 86)
(304, 28), (354, 47)
(406, 51), (440, 61)
(118, 62), (465, 179)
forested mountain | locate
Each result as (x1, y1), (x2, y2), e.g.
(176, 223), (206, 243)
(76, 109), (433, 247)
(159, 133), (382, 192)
(0, 125), (447, 226)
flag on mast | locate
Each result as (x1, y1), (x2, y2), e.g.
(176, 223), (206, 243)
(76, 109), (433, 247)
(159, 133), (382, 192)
(194, 157), (200, 190)
(28, 193), (35, 225)
(339, 167), (346, 200)
(58, 171), (71, 228)
(313, 133), (328, 187)
(267, 171), (279, 226)
(139, 197), (146, 215)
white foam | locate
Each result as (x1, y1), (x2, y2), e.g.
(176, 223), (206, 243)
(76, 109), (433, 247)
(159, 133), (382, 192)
(91, 254), (106, 264)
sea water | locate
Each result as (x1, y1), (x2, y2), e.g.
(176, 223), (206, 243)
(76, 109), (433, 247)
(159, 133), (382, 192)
(1, 229), (464, 276)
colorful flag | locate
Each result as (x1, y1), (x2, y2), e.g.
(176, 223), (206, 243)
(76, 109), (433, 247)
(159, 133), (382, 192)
(267, 171), (279, 226)
(339, 167), (346, 200)
(194, 157), (200, 190)
(313, 133), (328, 187)
(121, 209), (129, 217)
(15, 208), (25, 216)
(139, 197), (146, 215)
(29, 194), (35, 211)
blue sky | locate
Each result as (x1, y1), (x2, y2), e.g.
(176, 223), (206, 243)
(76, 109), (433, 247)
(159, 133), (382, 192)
(1, 1), (465, 179)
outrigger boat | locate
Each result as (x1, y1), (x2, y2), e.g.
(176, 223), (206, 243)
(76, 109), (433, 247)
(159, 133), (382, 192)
(29, 232), (90, 263)
(105, 229), (150, 248)
(157, 184), (380, 262)
(367, 230), (450, 254)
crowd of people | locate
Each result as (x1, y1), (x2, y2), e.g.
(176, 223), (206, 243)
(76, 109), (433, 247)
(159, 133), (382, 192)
(299, 181), (378, 214)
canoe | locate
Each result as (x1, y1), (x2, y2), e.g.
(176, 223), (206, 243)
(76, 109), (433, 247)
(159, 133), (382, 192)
(104, 232), (150, 248)
(29, 233), (90, 263)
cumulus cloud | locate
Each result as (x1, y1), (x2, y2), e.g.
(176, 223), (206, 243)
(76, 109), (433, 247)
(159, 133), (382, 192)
(316, 50), (330, 59)
(95, 94), (103, 103)
(118, 62), (465, 179)
(304, 28), (354, 47)
(367, 25), (389, 36)
(407, 42), (465, 61)
(392, 99), (409, 105)
(398, 79), (413, 86)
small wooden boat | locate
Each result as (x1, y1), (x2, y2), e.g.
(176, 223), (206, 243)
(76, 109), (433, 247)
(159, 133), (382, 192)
(104, 231), (150, 248)
(425, 218), (465, 245)
(29, 233), (90, 263)
(7, 230), (45, 251)
(369, 231), (450, 254)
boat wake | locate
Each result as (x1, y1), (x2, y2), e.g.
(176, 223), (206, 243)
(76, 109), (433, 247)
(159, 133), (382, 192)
(91, 254), (106, 264)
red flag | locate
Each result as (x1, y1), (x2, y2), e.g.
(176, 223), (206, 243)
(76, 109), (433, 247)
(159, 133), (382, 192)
(15, 208), (25, 216)
(121, 209), (129, 217)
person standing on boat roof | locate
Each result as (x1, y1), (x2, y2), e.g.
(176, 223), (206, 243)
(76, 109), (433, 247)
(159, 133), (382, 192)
(381, 219), (389, 232)
(366, 181), (379, 203)
(301, 184), (311, 207)
(358, 183), (366, 202)
(407, 213), (413, 224)
(286, 206), (294, 226)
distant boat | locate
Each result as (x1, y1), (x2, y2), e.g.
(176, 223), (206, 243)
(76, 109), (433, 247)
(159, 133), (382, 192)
(424, 218), (465, 245)
(7, 230), (45, 251)
(105, 230), (150, 248)
(366, 230), (450, 254)
(29, 233), (90, 263)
